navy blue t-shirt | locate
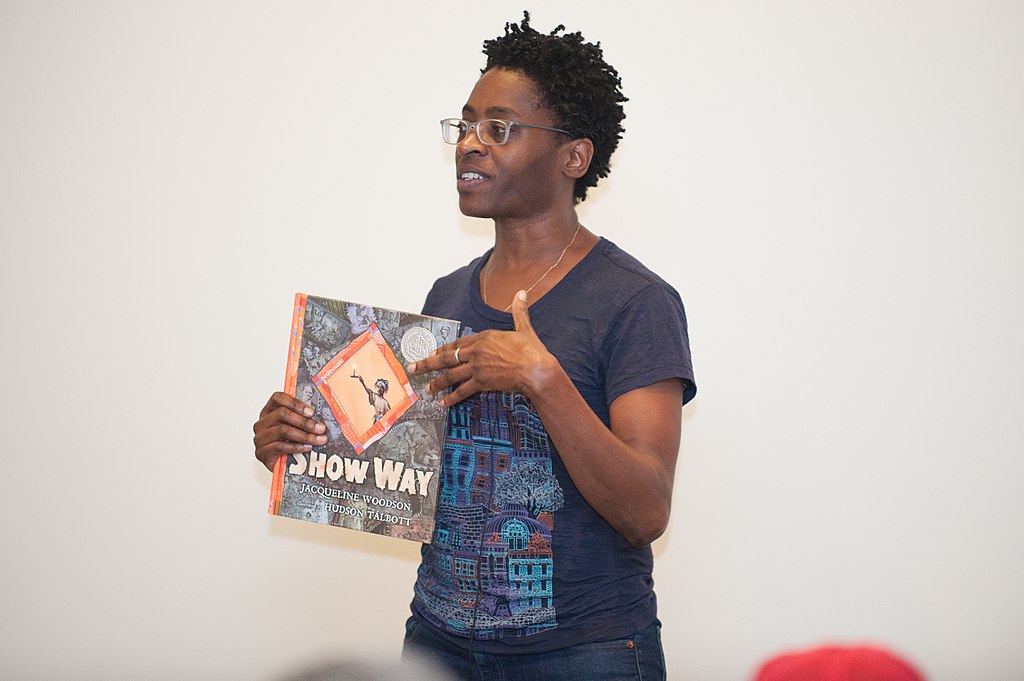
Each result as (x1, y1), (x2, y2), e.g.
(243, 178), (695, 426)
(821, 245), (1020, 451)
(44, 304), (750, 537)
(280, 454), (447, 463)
(411, 238), (696, 654)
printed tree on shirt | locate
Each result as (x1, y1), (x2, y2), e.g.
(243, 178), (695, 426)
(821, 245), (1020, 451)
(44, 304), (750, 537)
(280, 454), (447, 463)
(494, 462), (564, 516)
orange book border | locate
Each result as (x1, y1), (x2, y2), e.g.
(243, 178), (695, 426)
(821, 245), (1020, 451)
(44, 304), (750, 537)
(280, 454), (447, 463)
(268, 292), (307, 515)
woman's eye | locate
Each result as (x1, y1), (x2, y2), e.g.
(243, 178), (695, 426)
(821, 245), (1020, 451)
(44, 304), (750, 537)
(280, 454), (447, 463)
(487, 122), (508, 138)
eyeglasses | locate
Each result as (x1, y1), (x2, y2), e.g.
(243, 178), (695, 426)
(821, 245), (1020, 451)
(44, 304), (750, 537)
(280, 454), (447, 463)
(440, 118), (572, 146)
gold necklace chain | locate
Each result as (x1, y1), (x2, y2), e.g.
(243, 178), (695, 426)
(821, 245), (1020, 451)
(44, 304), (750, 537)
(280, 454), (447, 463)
(482, 222), (582, 312)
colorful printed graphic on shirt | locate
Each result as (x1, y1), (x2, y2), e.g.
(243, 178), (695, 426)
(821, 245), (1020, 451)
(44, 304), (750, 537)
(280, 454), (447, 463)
(414, 390), (564, 640)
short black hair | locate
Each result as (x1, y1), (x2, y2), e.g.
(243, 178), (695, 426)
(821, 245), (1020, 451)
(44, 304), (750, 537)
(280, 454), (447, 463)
(482, 11), (627, 203)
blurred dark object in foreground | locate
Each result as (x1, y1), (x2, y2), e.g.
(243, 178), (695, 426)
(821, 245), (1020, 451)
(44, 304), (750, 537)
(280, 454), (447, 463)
(280, 653), (453, 681)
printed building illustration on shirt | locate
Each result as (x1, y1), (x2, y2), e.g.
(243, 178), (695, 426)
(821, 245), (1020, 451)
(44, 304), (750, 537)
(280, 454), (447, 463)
(415, 390), (564, 639)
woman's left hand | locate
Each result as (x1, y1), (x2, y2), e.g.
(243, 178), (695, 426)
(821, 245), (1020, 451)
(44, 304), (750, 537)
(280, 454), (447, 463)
(407, 291), (557, 406)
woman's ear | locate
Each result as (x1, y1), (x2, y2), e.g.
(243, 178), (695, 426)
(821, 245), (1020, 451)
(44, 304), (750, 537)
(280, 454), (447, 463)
(564, 138), (594, 179)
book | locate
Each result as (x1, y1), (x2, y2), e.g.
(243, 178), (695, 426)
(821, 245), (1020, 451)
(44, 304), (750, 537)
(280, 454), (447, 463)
(268, 293), (460, 544)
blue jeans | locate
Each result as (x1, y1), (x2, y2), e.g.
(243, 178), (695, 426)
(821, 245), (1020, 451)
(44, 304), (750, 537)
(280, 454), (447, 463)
(402, 616), (666, 681)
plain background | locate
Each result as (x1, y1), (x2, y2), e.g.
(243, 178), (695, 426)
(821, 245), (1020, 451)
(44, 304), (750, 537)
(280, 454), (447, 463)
(2, 2), (1022, 680)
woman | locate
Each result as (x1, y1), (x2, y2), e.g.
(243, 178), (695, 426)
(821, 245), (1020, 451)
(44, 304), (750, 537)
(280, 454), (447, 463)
(254, 13), (696, 681)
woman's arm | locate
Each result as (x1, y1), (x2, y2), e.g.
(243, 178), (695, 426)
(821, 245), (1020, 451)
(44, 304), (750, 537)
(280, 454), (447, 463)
(408, 290), (684, 548)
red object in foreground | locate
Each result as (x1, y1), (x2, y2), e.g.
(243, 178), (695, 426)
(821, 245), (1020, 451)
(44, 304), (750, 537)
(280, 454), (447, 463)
(754, 645), (926, 681)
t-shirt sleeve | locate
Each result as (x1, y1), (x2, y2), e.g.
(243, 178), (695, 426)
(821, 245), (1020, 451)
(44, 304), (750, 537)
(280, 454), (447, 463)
(420, 278), (446, 317)
(420, 288), (437, 316)
(602, 282), (696, 406)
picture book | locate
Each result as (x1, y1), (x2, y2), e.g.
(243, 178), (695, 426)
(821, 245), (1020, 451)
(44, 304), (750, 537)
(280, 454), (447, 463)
(268, 293), (459, 544)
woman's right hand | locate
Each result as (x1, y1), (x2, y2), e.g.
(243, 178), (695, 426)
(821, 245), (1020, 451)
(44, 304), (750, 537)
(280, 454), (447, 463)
(252, 391), (328, 471)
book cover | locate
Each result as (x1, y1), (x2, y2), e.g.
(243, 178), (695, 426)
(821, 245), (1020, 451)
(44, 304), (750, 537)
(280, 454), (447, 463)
(268, 293), (459, 544)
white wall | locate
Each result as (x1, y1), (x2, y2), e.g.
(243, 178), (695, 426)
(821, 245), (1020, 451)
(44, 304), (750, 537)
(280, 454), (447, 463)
(1, 2), (1021, 680)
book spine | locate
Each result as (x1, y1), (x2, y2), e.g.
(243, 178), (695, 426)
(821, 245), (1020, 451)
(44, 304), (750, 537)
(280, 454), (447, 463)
(268, 292), (308, 515)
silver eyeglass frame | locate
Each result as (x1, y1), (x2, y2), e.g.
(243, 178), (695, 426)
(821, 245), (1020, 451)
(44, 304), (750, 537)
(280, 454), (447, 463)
(440, 118), (573, 146)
